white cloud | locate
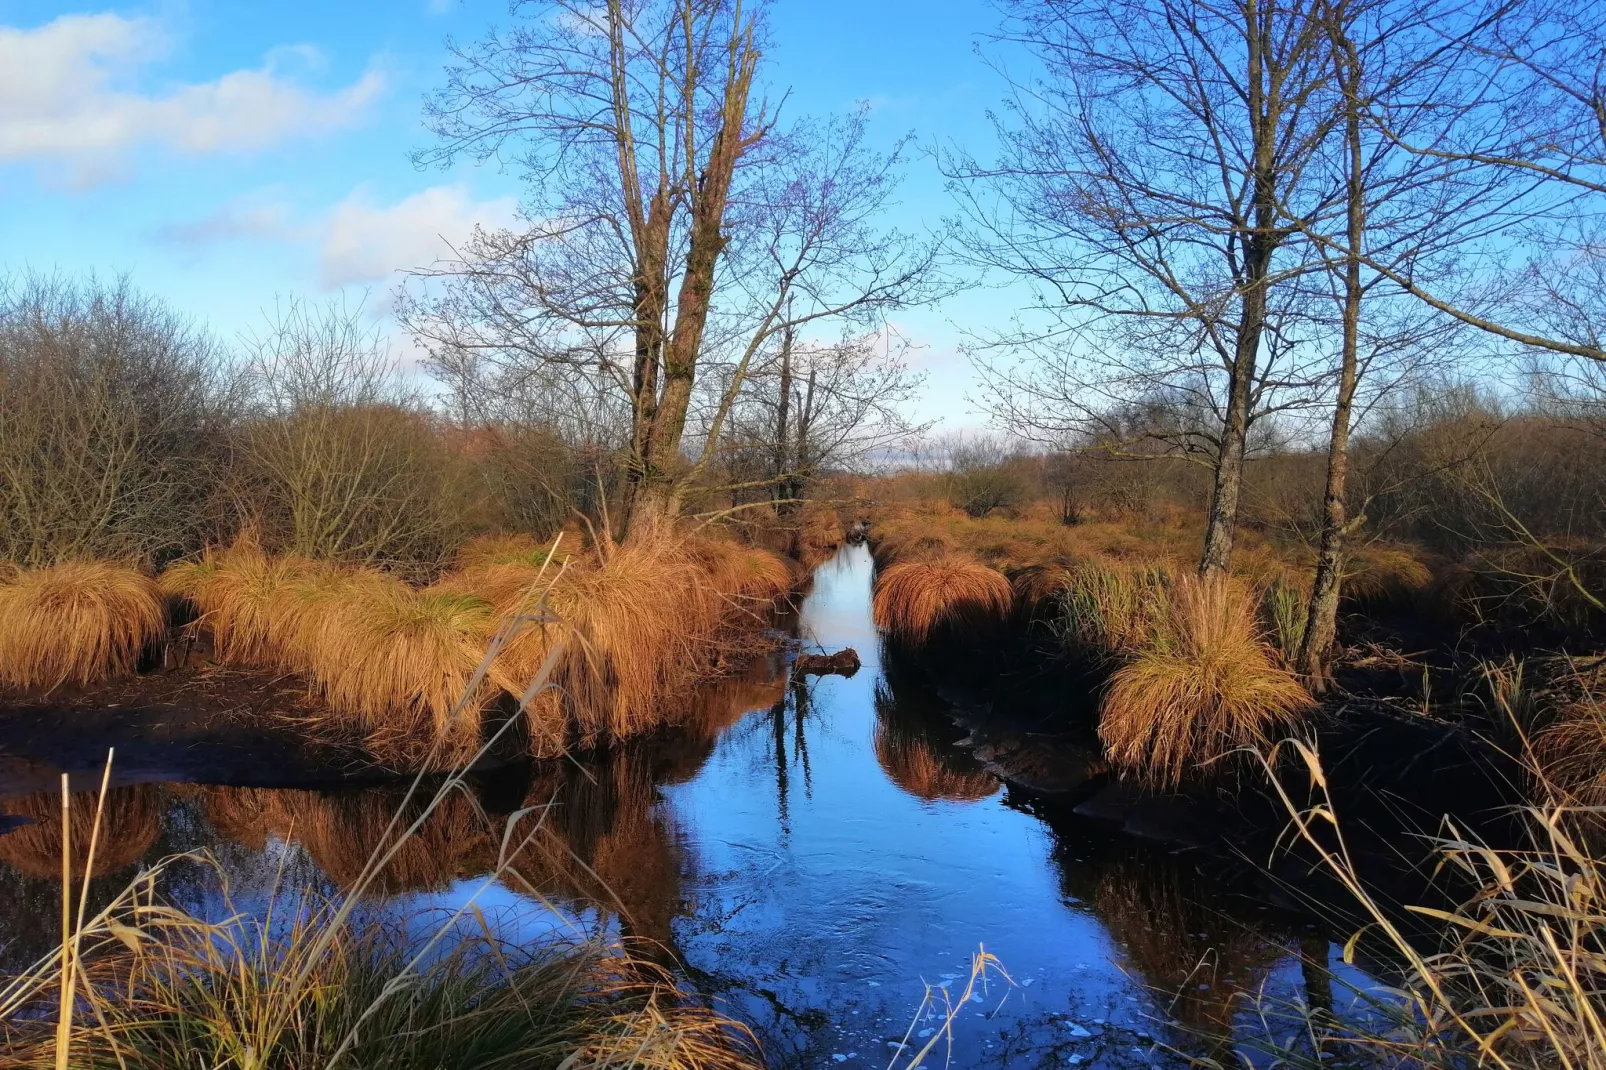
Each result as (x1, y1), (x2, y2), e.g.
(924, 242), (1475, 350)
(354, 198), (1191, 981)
(319, 185), (520, 289)
(0, 13), (383, 181)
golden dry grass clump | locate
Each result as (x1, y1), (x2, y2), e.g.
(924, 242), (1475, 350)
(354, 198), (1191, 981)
(0, 562), (166, 691)
(1058, 559), (1172, 657)
(1099, 574), (1313, 787)
(1342, 545), (1434, 609)
(307, 586), (499, 759)
(1533, 660), (1606, 809)
(0, 784), (164, 880)
(160, 534), (322, 666)
(1008, 562), (1074, 623)
(680, 536), (794, 605)
(542, 536), (723, 742)
(158, 526), (784, 763)
(872, 553), (1013, 647)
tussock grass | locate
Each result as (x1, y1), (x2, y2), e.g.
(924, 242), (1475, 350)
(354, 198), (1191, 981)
(1099, 574), (1312, 786)
(453, 531), (573, 571)
(157, 525), (780, 763)
(0, 562), (165, 691)
(681, 537), (793, 604)
(872, 554), (1013, 647)
(1056, 559), (1171, 657)
(1008, 563), (1073, 623)
(795, 503), (847, 569)
(160, 534), (321, 666)
(1, 849), (759, 1070)
(2, 620), (762, 1070)
(1534, 661), (1606, 809)
(544, 537), (720, 742)
(307, 586), (499, 763)
(1343, 545), (1434, 609)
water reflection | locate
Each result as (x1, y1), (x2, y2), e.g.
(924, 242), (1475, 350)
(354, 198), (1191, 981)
(0, 783), (162, 881)
(872, 676), (997, 803)
(0, 542), (1372, 1067)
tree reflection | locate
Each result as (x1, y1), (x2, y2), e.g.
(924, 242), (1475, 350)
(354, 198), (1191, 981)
(1045, 819), (1301, 1060)
(872, 670), (999, 803)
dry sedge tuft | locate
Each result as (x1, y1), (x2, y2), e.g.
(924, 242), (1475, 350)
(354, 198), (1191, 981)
(161, 535), (322, 666)
(1057, 560), (1171, 657)
(0, 562), (166, 691)
(1534, 663), (1606, 809)
(158, 526), (782, 763)
(452, 531), (570, 571)
(1343, 546), (1434, 608)
(1099, 574), (1312, 787)
(543, 536), (722, 742)
(680, 536), (793, 604)
(305, 585), (498, 757)
(1008, 563), (1073, 623)
(872, 554), (1013, 647)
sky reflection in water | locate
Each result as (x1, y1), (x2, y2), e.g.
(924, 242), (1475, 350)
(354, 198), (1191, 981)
(0, 543), (1376, 1068)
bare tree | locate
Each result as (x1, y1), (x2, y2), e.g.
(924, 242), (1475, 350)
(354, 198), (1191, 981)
(1350, 0), (1606, 362)
(717, 323), (928, 517)
(1289, 0), (1481, 686)
(950, 0), (1336, 576)
(403, 0), (937, 540)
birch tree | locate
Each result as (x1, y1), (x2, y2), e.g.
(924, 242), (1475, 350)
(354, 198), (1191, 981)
(951, 0), (1334, 576)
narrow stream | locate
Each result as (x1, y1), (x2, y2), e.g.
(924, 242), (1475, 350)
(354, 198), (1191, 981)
(0, 544), (1373, 1067)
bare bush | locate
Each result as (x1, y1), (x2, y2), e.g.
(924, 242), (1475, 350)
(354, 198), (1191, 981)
(0, 273), (235, 567)
(228, 299), (470, 577)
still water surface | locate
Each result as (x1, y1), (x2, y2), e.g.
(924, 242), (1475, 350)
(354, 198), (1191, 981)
(0, 544), (1369, 1067)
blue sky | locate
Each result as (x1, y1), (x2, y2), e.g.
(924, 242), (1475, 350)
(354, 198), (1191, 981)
(0, 0), (1011, 426)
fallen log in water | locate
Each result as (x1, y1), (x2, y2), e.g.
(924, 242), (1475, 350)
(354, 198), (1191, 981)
(794, 648), (861, 677)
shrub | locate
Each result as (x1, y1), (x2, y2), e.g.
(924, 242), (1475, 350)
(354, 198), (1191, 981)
(872, 554), (1013, 647)
(0, 273), (234, 567)
(0, 562), (166, 691)
(1099, 574), (1312, 786)
(228, 299), (470, 579)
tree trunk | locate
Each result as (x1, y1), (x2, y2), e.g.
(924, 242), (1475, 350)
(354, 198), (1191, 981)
(772, 321), (794, 514)
(1199, 0), (1278, 578)
(622, 28), (760, 543)
(1200, 326), (1259, 576)
(1299, 11), (1365, 691)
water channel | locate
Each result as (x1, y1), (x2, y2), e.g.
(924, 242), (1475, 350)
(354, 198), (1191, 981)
(0, 543), (1376, 1067)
